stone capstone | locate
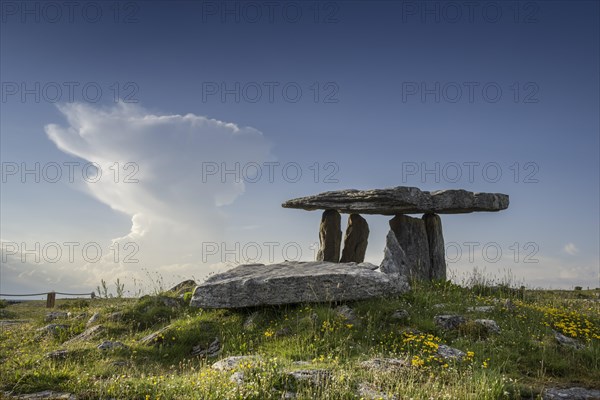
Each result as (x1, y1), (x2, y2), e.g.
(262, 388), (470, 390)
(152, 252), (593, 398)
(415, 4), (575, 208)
(282, 186), (509, 215)
(190, 261), (409, 308)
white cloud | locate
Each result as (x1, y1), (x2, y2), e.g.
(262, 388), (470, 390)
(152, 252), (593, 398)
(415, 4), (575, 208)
(563, 242), (579, 255)
(28, 102), (273, 291)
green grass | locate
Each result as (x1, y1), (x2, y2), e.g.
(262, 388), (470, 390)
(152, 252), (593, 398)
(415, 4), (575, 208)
(0, 281), (598, 399)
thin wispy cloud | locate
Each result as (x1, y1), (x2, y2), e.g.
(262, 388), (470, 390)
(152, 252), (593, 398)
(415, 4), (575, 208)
(564, 243), (579, 255)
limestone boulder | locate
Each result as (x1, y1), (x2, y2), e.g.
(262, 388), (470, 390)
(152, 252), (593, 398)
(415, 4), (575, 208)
(190, 261), (409, 308)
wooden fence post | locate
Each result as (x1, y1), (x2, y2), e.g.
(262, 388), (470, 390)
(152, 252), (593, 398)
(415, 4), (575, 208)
(46, 292), (56, 308)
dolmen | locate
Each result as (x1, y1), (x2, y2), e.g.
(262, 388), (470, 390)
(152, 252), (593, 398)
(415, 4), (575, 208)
(190, 186), (509, 309)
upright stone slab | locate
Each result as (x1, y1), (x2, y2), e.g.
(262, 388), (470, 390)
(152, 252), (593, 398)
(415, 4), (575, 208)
(316, 209), (342, 262)
(389, 214), (430, 281)
(340, 214), (369, 263)
(423, 213), (446, 281)
(380, 229), (409, 276)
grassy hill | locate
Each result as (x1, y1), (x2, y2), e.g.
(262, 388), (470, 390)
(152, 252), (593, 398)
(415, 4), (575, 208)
(0, 280), (598, 399)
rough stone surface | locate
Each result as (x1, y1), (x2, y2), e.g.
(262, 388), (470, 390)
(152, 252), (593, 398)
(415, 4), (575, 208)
(316, 210), (342, 262)
(0, 320), (29, 327)
(4, 390), (77, 399)
(390, 309), (410, 321)
(543, 387), (600, 399)
(168, 279), (197, 295)
(282, 186), (509, 215)
(434, 315), (467, 331)
(357, 383), (397, 400)
(211, 356), (262, 371)
(86, 312), (100, 326)
(466, 306), (495, 313)
(243, 312), (259, 331)
(64, 325), (103, 345)
(191, 337), (221, 357)
(106, 312), (123, 321)
(437, 344), (466, 360)
(287, 369), (331, 385)
(190, 261), (409, 308)
(554, 331), (584, 350)
(139, 325), (172, 346)
(379, 230), (409, 276)
(230, 371), (245, 385)
(97, 340), (127, 351)
(422, 213), (446, 281)
(474, 319), (501, 334)
(36, 324), (68, 336)
(45, 349), (69, 360)
(45, 312), (68, 322)
(158, 296), (182, 308)
(335, 305), (360, 326)
(389, 214), (431, 281)
(360, 358), (410, 372)
(340, 214), (369, 263)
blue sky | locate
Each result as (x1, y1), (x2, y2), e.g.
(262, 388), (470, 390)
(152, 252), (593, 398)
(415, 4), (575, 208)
(1, 0), (598, 297)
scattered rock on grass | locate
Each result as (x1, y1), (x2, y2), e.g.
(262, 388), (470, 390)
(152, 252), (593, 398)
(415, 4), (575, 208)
(191, 337), (221, 357)
(360, 358), (410, 372)
(5, 390), (76, 399)
(97, 340), (128, 351)
(86, 313), (100, 326)
(474, 319), (501, 334)
(106, 312), (123, 321)
(434, 315), (466, 331)
(287, 369), (331, 385)
(211, 356), (262, 371)
(45, 312), (68, 322)
(543, 387), (600, 399)
(168, 279), (197, 295)
(390, 309), (409, 321)
(45, 349), (69, 360)
(335, 305), (360, 326)
(357, 383), (397, 400)
(139, 325), (172, 346)
(230, 371), (245, 385)
(466, 306), (495, 313)
(36, 324), (68, 336)
(554, 331), (584, 350)
(243, 312), (259, 331)
(437, 344), (466, 360)
(64, 325), (104, 345)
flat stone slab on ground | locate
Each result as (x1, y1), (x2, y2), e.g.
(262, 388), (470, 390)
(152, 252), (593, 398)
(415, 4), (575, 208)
(190, 261), (408, 308)
(282, 186), (508, 215)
